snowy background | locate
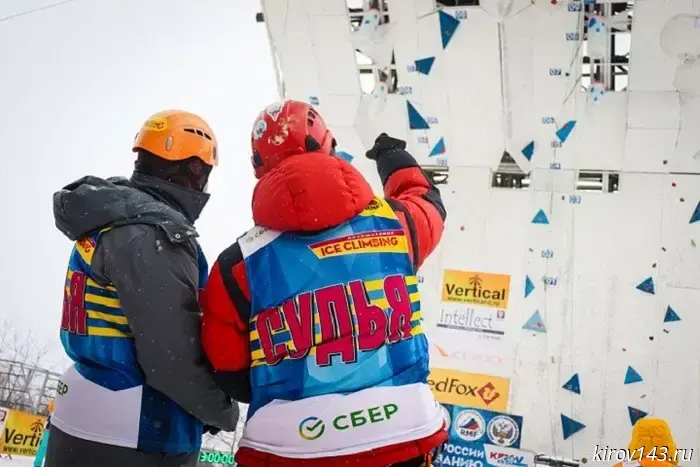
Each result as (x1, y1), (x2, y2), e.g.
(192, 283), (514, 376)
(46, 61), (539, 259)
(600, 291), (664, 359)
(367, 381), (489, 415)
(0, 0), (277, 366)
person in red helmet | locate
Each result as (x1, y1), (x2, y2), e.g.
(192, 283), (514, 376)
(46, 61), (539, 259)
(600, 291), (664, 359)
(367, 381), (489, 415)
(201, 99), (448, 467)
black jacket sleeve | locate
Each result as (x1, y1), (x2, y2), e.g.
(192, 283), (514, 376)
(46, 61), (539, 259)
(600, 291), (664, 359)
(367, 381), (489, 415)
(92, 224), (238, 431)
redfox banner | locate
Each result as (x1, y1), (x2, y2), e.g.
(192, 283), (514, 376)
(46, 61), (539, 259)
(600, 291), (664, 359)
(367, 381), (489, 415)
(428, 367), (510, 412)
(0, 408), (47, 456)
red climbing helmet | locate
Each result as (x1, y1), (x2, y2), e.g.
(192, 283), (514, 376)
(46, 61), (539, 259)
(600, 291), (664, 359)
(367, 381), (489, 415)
(250, 99), (336, 179)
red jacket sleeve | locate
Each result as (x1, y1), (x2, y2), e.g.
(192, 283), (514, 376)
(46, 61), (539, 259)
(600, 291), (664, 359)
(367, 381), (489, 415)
(376, 148), (447, 270)
(201, 243), (253, 403)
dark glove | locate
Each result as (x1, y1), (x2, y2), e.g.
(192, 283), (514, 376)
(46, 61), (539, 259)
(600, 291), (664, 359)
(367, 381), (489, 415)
(203, 425), (222, 436)
(365, 133), (407, 161)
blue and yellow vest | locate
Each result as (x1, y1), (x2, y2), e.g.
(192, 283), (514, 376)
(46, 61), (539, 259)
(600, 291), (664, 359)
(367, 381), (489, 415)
(60, 229), (209, 453)
(240, 197), (429, 417)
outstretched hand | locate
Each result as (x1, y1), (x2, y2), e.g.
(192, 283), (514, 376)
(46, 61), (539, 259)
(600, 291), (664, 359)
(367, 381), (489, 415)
(366, 133), (407, 161)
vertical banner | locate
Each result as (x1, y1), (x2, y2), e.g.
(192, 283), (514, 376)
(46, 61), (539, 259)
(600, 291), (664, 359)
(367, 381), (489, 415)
(430, 270), (514, 378)
(0, 409), (47, 456)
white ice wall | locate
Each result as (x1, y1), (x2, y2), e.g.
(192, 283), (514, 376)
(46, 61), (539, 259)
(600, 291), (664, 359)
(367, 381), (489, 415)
(261, 0), (700, 463)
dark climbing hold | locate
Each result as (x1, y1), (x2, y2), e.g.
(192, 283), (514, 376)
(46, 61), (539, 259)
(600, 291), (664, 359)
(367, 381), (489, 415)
(664, 306), (681, 322)
(439, 11), (460, 49)
(628, 406), (648, 425)
(691, 202), (700, 223)
(415, 57), (436, 75)
(562, 373), (581, 394)
(561, 414), (585, 440)
(636, 277), (655, 295)
(625, 366), (643, 384)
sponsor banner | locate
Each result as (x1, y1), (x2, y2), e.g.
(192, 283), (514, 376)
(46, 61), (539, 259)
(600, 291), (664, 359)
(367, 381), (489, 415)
(439, 270), (511, 340)
(435, 443), (535, 467)
(0, 409), (47, 456)
(429, 337), (514, 379)
(428, 368), (510, 412)
(442, 270), (510, 309)
(442, 404), (523, 448)
(436, 405), (529, 467)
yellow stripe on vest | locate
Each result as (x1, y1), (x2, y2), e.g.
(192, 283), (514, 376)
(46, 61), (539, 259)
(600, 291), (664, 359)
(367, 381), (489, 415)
(85, 294), (120, 308)
(87, 311), (128, 325)
(65, 287), (121, 309)
(88, 326), (132, 338)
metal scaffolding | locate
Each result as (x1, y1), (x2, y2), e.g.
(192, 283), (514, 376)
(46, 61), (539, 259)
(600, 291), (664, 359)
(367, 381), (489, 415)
(0, 358), (60, 416)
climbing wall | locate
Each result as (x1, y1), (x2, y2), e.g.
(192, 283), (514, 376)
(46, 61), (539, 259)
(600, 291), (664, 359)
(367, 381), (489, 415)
(259, 0), (700, 464)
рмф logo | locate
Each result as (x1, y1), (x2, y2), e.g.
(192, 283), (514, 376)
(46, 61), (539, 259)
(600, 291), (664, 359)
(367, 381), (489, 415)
(453, 409), (486, 442)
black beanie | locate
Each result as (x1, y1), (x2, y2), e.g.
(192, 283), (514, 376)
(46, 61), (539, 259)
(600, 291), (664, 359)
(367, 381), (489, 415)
(134, 150), (212, 192)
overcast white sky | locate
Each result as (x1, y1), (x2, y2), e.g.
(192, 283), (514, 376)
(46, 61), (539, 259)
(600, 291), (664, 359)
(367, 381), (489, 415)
(0, 0), (277, 367)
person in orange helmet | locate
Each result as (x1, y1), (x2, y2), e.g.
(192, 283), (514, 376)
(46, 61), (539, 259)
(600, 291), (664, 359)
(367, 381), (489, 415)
(612, 418), (679, 467)
(46, 111), (237, 467)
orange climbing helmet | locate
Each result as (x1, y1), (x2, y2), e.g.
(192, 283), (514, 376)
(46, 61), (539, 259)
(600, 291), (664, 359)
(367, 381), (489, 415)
(132, 110), (218, 166)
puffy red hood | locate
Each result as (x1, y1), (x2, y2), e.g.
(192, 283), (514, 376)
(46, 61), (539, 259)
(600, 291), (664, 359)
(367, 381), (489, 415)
(252, 153), (375, 232)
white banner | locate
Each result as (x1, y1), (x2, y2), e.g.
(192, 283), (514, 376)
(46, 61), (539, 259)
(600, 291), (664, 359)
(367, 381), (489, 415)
(0, 407), (8, 437)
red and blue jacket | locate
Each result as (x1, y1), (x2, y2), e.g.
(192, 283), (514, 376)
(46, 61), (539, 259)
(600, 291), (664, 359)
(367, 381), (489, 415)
(201, 148), (447, 467)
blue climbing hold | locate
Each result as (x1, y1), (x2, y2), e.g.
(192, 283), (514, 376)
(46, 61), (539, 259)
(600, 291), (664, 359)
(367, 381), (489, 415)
(309, 96), (320, 106)
(336, 151), (354, 163)
(628, 406), (648, 425)
(525, 275), (535, 298)
(429, 137), (446, 157)
(521, 141), (535, 161)
(562, 373), (581, 394)
(532, 209), (549, 225)
(624, 366), (643, 384)
(415, 57), (436, 75)
(636, 277), (655, 295)
(523, 311), (546, 333)
(407, 101), (430, 130)
(690, 201), (700, 224)
(561, 414), (585, 440)
(556, 120), (577, 143)
(664, 306), (681, 323)
(439, 11), (460, 49)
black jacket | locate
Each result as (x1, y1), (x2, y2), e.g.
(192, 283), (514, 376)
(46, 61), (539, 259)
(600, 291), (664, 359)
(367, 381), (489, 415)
(53, 173), (237, 431)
